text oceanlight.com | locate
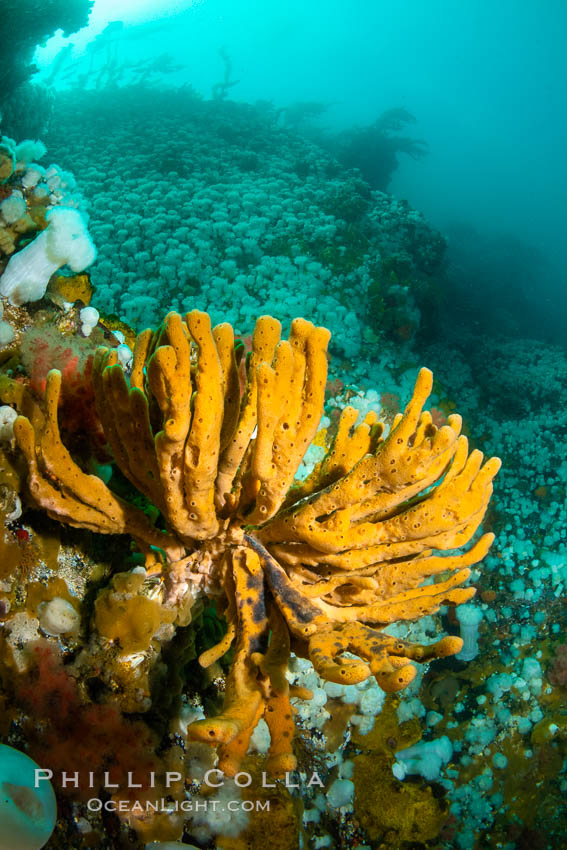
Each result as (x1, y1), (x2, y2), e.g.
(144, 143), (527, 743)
(85, 798), (271, 814)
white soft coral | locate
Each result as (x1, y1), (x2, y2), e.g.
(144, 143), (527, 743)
(0, 206), (96, 305)
(189, 779), (250, 842)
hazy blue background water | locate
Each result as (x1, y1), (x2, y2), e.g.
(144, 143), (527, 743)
(36, 0), (567, 341)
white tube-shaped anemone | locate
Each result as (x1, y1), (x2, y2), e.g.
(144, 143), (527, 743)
(0, 206), (96, 306)
(455, 603), (484, 661)
(392, 735), (453, 782)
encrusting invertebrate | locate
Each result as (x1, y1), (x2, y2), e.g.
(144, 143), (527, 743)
(6, 310), (500, 775)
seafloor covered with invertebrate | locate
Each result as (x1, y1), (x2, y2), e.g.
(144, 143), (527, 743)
(0, 5), (566, 849)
